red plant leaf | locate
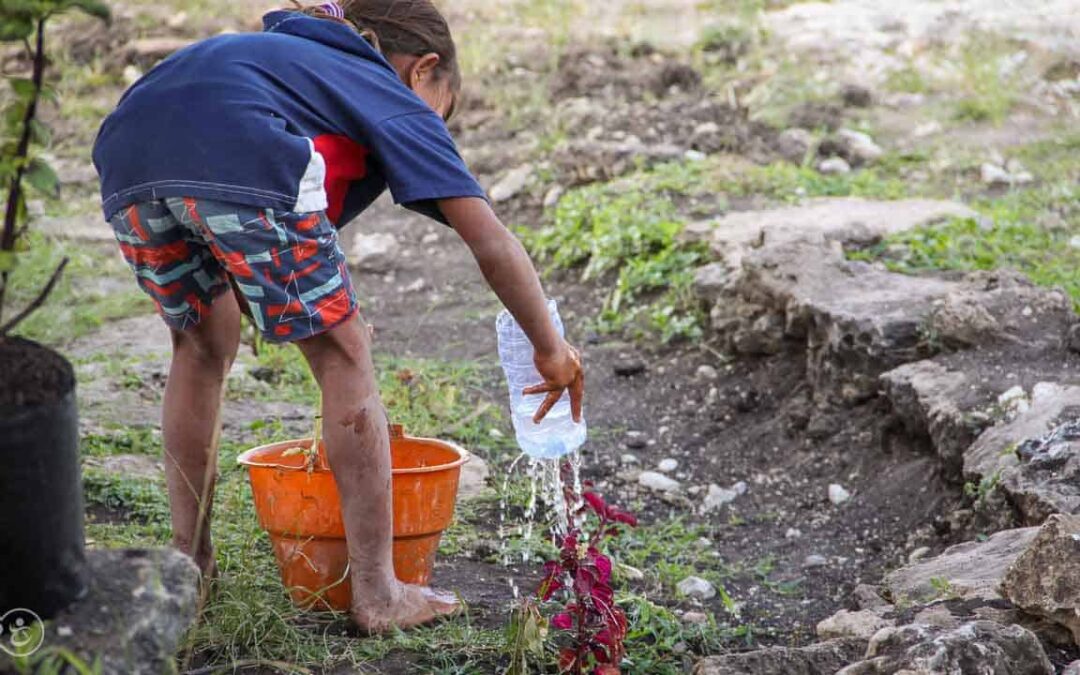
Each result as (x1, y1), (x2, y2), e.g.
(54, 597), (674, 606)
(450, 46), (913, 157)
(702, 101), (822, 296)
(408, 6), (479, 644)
(551, 612), (574, 630)
(594, 665), (621, 675)
(558, 647), (578, 673)
(583, 491), (607, 515)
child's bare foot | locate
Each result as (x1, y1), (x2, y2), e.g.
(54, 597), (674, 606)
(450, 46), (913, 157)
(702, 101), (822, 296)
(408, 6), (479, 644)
(351, 583), (460, 634)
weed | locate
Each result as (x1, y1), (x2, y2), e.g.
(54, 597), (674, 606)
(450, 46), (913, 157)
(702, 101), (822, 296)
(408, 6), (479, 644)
(963, 470), (1003, 504)
(951, 35), (1023, 125)
(82, 426), (160, 457)
(928, 576), (962, 601)
(884, 65), (930, 95)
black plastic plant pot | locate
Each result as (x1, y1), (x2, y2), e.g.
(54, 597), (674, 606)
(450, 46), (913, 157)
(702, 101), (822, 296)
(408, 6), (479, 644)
(0, 336), (87, 619)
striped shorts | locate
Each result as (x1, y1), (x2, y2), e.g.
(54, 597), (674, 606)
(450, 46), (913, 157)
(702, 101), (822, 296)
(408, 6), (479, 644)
(109, 197), (358, 342)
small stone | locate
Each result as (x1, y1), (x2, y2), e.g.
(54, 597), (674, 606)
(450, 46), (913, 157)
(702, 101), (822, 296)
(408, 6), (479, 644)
(613, 360), (646, 377)
(732, 481), (748, 495)
(701, 484), (740, 513)
(696, 364), (719, 380)
(997, 385), (1030, 417)
(804, 554), (828, 568)
(816, 609), (893, 640)
(909, 546), (931, 563)
(351, 232), (400, 273)
(828, 483), (851, 505)
(677, 576), (716, 601)
(638, 471), (681, 493)
(489, 164), (533, 202)
(543, 185), (564, 208)
(619, 563), (645, 580)
(913, 120), (943, 138)
(785, 528), (803, 539)
(777, 128), (814, 164)
(620, 453), (639, 464)
(981, 162), (1011, 185)
(1063, 661), (1080, 675)
(833, 128), (883, 164)
(488, 428), (504, 439)
(56, 625), (73, 638)
(682, 611), (710, 625)
(840, 83), (874, 108)
(122, 65), (143, 85)
(658, 458), (679, 473)
(684, 149), (707, 161)
(818, 157), (851, 175)
(1068, 324), (1080, 354)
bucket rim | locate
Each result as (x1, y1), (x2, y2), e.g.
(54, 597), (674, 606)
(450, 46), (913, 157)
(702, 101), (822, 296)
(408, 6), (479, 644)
(236, 435), (470, 473)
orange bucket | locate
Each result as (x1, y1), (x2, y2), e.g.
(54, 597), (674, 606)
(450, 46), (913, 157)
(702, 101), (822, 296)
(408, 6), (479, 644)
(236, 425), (469, 612)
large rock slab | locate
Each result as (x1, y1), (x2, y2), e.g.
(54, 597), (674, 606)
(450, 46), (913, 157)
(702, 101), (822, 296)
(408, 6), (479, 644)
(704, 198), (975, 272)
(885, 527), (1037, 604)
(1001, 513), (1080, 644)
(836, 621), (1053, 675)
(881, 360), (994, 477)
(693, 639), (865, 674)
(18, 548), (200, 674)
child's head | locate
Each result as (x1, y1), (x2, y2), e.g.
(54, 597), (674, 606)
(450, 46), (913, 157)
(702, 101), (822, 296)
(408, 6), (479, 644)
(295, 1), (461, 120)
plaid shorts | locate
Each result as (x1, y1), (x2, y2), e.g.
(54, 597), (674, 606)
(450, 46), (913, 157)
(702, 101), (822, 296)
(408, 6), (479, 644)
(109, 197), (358, 342)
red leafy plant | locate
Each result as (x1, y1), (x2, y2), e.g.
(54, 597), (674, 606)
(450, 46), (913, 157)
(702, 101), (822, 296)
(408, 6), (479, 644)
(532, 462), (638, 674)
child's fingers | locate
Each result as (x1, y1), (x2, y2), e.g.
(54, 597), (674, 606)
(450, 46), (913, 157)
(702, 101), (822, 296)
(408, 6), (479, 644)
(532, 390), (562, 423)
(522, 382), (555, 396)
(569, 374), (584, 423)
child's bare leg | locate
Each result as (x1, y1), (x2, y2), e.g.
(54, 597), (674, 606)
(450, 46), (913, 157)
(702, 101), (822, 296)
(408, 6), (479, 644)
(297, 317), (459, 632)
(161, 291), (241, 576)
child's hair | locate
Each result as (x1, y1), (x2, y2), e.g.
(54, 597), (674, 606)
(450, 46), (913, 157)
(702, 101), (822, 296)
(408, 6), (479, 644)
(290, 1), (461, 102)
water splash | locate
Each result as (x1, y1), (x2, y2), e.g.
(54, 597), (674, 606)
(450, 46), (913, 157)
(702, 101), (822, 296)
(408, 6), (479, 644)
(498, 451), (583, 565)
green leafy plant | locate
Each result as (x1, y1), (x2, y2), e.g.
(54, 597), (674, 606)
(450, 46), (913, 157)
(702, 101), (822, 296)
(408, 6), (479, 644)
(0, 0), (109, 336)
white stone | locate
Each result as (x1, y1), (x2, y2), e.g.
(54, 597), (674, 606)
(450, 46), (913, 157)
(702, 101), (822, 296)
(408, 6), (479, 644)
(818, 157), (852, 175)
(909, 546), (931, 563)
(682, 611), (710, 625)
(638, 471), (681, 493)
(786, 527), (803, 539)
(488, 428), (504, 439)
(835, 128), (884, 164)
(350, 232), (400, 273)
(816, 609), (894, 640)
(913, 120), (943, 138)
(677, 576), (717, 601)
(620, 453), (639, 464)
(998, 385), (1030, 418)
(543, 185), (564, 208)
(489, 164), (533, 202)
(619, 563), (645, 580)
(828, 483), (852, 505)
(981, 162), (1011, 185)
(1069, 236), (1080, 250)
(701, 484), (740, 513)
(696, 364), (719, 380)
(658, 458), (679, 473)
(804, 554), (828, 568)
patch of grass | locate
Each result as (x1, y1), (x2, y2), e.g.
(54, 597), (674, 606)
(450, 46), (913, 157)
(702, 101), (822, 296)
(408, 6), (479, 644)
(6, 233), (150, 345)
(852, 135), (1080, 307)
(82, 426), (160, 457)
(82, 469), (170, 527)
(619, 595), (750, 674)
(884, 65), (930, 94)
(951, 36), (1023, 125)
(521, 177), (710, 342)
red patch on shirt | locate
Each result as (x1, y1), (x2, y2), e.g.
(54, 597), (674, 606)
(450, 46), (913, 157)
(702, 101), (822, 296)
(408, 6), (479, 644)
(313, 134), (369, 224)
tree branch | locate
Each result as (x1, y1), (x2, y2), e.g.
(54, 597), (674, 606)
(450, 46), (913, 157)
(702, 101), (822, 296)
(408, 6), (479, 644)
(0, 256), (67, 336)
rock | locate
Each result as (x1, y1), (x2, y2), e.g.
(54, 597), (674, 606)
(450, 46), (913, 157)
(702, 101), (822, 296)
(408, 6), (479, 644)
(851, 584), (890, 610)
(981, 162), (1012, 185)
(613, 359), (646, 377)
(1070, 323), (1080, 353)
(998, 385), (1031, 418)
(840, 84), (874, 108)
(542, 185), (563, 208)
(828, 483), (851, 505)
(881, 360), (993, 477)
(638, 471), (681, 493)
(836, 621), (1053, 675)
(1064, 661), (1080, 675)
(489, 164), (533, 202)
(701, 484), (740, 513)
(457, 452), (490, 502)
(828, 129), (884, 165)
(553, 139), (683, 184)
(818, 156), (851, 175)
(682, 611), (710, 625)
(1000, 513), (1080, 644)
(804, 554), (828, 568)
(777, 127), (814, 163)
(696, 364), (719, 381)
(707, 198), (975, 274)
(677, 576), (717, 601)
(913, 120), (943, 138)
(885, 527), (1038, 603)
(39, 548), (199, 674)
(908, 546), (931, 563)
(694, 639), (865, 675)
(816, 609), (894, 641)
(350, 232), (400, 273)
(657, 458), (679, 473)
(620, 453), (639, 464)
(125, 37), (194, 64)
(785, 527), (803, 539)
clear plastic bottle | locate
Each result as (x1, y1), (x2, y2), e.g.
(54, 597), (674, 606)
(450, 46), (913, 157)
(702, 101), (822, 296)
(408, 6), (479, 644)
(496, 299), (586, 459)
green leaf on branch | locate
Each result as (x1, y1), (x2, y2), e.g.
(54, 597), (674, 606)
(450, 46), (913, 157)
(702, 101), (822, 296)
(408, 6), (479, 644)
(0, 251), (18, 273)
(8, 77), (35, 98)
(25, 157), (59, 197)
(62, 0), (110, 21)
(0, 14), (34, 41)
(29, 119), (51, 145)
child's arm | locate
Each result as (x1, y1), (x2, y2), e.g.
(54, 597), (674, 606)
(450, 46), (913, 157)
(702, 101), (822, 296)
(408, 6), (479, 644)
(438, 196), (584, 423)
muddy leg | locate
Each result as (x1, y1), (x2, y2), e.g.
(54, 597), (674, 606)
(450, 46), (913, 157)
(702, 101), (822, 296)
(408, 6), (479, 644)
(297, 316), (459, 632)
(162, 290), (240, 577)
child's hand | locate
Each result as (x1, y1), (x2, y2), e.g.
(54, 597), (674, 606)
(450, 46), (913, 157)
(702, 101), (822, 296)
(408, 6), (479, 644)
(524, 340), (584, 424)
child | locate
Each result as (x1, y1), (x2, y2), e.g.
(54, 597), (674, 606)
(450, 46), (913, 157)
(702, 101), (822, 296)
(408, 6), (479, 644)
(93, 0), (584, 632)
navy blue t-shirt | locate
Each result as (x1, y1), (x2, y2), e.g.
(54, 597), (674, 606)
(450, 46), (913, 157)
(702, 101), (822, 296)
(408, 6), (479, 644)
(93, 11), (485, 226)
